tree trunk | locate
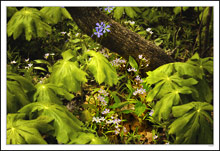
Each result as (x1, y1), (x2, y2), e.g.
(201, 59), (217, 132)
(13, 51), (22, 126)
(66, 7), (174, 72)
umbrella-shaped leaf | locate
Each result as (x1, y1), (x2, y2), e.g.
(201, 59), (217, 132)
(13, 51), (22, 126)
(49, 59), (87, 93)
(7, 113), (53, 144)
(40, 7), (72, 24)
(153, 86), (192, 121)
(19, 102), (83, 143)
(7, 7), (52, 41)
(33, 83), (74, 105)
(85, 50), (118, 86)
(169, 102), (213, 144)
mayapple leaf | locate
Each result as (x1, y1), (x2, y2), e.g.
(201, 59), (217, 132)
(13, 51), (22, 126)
(7, 7), (18, 18)
(169, 102), (213, 144)
(7, 7), (52, 41)
(40, 7), (72, 24)
(187, 52), (213, 75)
(49, 59), (87, 93)
(113, 7), (125, 20)
(69, 132), (106, 144)
(33, 83), (74, 105)
(125, 7), (138, 18)
(7, 113), (53, 144)
(85, 50), (118, 86)
(7, 72), (36, 113)
(153, 86), (192, 121)
(146, 73), (193, 102)
(19, 102), (83, 143)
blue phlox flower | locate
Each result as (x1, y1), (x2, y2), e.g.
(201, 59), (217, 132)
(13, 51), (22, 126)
(94, 29), (103, 38)
(103, 24), (111, 33)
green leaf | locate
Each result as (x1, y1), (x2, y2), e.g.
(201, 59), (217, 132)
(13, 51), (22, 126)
(128, 56), (138, 70)
(153, 87), (192, 121)
(113, 7), (125, 20)
(40, 7), (72, 24)
(7, 113), (53, 144)
(7, 72), (35, 113)
(124, 7), (137, 18)
(134, 101), (147, 117)
(49, 59), (87, 93)
(7, 7), (52, 41)
(19, 102), (83, 143)
(7, 7), (18, 18)
(174, 62), (203, 79)
(169, 102), (213, 144)
(61, 49), (75, 61)
(85, 50), (118, 86)
(69, 132), (106, 144)
(33, 83), (74, 105)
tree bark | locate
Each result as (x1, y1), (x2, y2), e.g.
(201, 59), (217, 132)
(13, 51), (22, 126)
(66, 7), (174, 72)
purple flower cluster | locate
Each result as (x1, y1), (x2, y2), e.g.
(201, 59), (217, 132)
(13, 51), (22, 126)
(104, 6), (115, 13)
(97, 95), (107, 106)
(127, 67), (137, 72)
(111, 58), (126, 67)
(135, 75), (143, 83)
(94, 22), (111, 38)
(102, 108), (110, 114)
(133, 87), (146, 96)
(98, 88), (109, 96)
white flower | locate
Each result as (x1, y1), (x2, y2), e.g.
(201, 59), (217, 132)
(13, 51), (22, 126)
(50, 53), (55, 56)
(60, 32), (66, 35)
(10, 60), (16, 64)
(138, 54), (143, 59)
(25, 58), (29, 62)
(106, 120), (113, 124)
(28, 63), (33, 68)
(44, 53), (50, 59)
(153, 135), (158, 139)
(149, 31), (153, 35)
(146, 28), (152, 32)
(129, 21), (135, 25)
(100, 117), (105, 121)
(149, 109), (154, 116)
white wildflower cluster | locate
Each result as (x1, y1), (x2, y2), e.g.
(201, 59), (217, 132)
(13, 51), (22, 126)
(149, 109), (154, 116)
(25, 63), (33, 70)
(102, 108), (110, 114)
(133, 87), (146, 96)
(138, 54), (150, 67)
(44, 53), (55, 59)
(127, 67), (137, 72)
(99, 49), (109, 58)
(98, 88), (109, 97)
(111, 58), (126, 67)
(92, 116), (105, 123)
(97, 95), (107, 106)
(146, 28), (153, 35)
(10, 60), (17, 64)
(135, 75), (143, 83)
(124, 20), (135, 26)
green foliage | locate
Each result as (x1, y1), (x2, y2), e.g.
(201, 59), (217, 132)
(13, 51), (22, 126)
(7, 113), (53, 144)
(169, 102), (213, 144)
(69, 132), (107, 144)
(7, 7), (18, 18)
(7, 72), (36, 113)
(49, 50), (88, 93)
(33, 83), (74, 105)
(128, 56), (138, 70)
(134, 101), (147, 117)
(113, 7), (138, 20)
(7, 7), (52, 41)
(19, 102), (83, 143)
(85, 50), (118, 86)
(40, 7), (72, 24)
(145, 53), (213, 121)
